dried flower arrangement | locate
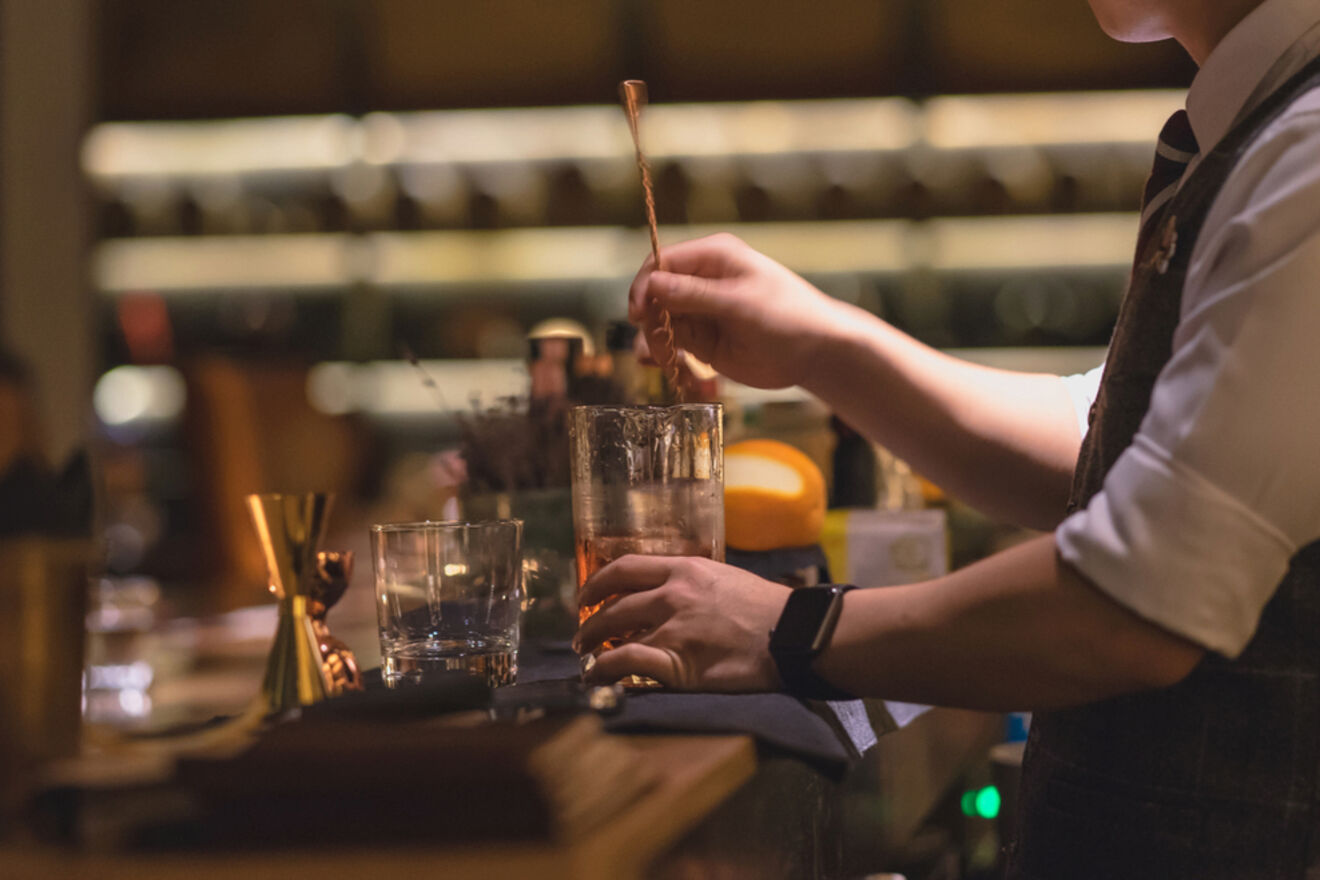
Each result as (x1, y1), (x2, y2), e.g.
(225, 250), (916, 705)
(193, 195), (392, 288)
(457, 396), (572, 495)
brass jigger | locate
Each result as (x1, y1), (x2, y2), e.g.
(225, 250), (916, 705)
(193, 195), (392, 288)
(247, 493), (363, 716)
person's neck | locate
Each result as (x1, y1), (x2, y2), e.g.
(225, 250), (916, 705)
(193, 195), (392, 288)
(1175, 0), (1266, 65)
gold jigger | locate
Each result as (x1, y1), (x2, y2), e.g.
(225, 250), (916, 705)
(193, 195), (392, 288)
(247, 493), (362, 716)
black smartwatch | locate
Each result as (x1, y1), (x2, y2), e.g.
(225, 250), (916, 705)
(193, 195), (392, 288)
(768, 584), (857, 701)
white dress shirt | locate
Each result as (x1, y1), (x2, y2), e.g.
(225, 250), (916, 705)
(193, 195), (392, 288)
(1055, 0), (1320, 657)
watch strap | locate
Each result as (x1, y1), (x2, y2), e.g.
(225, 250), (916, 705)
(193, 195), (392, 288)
(774, 647), (859, 701)
(770, 584), (857, 701)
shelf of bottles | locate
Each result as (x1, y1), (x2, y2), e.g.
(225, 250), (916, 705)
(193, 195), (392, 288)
(86, 89), (1180, 371)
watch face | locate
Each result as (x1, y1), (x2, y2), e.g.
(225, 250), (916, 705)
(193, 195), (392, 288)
(770, 588), (837, 650)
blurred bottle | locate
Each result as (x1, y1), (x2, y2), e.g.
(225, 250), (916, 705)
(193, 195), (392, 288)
(570, 345), (620, 406)
(829, 415), (877, 508)
(527, 334), (582, 403)
(604, 321), (646, 404)
(333, 163), (398, 232)
(545, 164), (599, 227)
(654, 161), (691, 225)
(874, 447), (929, 511)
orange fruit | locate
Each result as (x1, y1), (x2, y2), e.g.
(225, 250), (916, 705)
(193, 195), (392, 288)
(724, 439), (827, 551)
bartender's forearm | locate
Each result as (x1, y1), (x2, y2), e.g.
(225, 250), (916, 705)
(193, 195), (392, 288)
(801, 307), (1082, 530)
(812, 534), (1204, 710)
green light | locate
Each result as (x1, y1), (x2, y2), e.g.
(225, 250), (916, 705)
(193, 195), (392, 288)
(960, 791), (977, 816)
(974, 786), (1002, 820)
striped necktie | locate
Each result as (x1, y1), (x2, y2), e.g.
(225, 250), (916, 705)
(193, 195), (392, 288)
(1139, 109), (1199, 242)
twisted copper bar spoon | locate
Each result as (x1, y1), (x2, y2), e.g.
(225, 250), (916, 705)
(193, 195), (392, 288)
(619, 79), (684, 400)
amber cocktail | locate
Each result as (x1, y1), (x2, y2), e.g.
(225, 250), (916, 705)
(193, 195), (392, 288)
(569, 404), (724, 686)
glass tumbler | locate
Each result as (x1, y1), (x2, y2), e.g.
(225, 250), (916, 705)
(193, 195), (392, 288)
(569, 404), (724, 683)
(371, 519), (523, 688)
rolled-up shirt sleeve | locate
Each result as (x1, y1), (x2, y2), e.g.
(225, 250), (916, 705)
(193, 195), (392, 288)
(1056, 104), (1320, 658)
(1060, 364), (1104, 439)
(1057, 436), (1295, 656)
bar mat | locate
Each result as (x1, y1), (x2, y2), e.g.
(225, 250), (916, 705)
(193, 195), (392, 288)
(606, 691), (855, 778)
(513, 643), (875, 778)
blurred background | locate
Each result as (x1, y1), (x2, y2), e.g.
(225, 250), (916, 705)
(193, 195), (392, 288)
(1, 0), (1191, 721)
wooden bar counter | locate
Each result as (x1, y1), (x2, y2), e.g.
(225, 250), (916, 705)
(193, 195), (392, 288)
(3, 733), (756, 880)
(2, 705), (1001, 880)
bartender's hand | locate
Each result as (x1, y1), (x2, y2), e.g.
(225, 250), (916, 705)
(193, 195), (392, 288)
(573, 555), (791, 692)
(629, 234), (854, 390)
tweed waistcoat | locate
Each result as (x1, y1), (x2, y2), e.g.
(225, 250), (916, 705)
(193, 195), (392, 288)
(1008, 55), (1320, 880)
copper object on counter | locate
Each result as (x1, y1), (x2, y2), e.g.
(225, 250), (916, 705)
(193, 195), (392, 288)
(310, 550), (362, 695)
(247, 493), (362, 716)
(618, 79), (684, 401)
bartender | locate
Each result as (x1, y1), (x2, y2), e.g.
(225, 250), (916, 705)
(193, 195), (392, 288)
(574, 0), (1320, 876)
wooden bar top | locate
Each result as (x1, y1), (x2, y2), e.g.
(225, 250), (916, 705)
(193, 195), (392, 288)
(2, 733), (757, 880)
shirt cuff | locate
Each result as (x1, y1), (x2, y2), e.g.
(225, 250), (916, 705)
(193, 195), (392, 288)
(1056, 435), (1296, 657)
(1059, 365), (1103, 440)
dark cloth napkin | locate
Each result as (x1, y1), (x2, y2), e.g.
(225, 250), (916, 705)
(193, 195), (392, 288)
(604, 692), (858, 778)
(513, 642), (878, 778)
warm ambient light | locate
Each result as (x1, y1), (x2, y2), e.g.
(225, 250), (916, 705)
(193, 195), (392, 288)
(94, 234), (356, 292)
(83, 115), (357, 179)
(306, 359), (528, 418)
(82, 91), (1185, 180)
(93, 365), (186, 426)
(925, 91), (1185, 149)
(82, 98), (922, 180)
(92, 215), (1137, 293)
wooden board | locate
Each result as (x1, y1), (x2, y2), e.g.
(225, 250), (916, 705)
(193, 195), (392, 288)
(1, 734), (756, 880)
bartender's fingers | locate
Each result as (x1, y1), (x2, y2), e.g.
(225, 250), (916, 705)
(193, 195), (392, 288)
(578, 554), (680, 607)
(573, 591), (667, 654)
(669, 317), (720, 367)
(627, 234), (745, 322)
(642, 310), (681, 375)
(627, 254), (665, 324)
(630, 270), (730, 325)
(659, 233), (749, 276)
(633, 319), (715, 376)
(583, 642), (684, 689)
(646, 271), (733, 317)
